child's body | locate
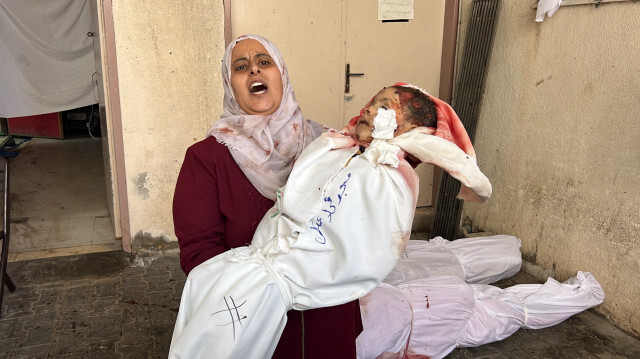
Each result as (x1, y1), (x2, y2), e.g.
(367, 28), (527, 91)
(169, 84), (491, 358)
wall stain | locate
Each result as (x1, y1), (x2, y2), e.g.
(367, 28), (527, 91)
(132, 231), (178, 252)
(134, 172), (150, 199)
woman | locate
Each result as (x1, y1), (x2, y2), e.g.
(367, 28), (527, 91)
(172, 34), (362, 358)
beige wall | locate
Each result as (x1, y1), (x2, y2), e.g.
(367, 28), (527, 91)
(231, 0), (344, 129)
(106, 0), (640, 335)
(459, 0), (640, 335)
(111, 1), (225, 247)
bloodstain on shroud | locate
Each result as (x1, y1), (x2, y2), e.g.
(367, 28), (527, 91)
(215, 126), (235, 134)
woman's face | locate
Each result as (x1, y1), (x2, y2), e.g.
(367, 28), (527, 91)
(230, 39), (284, 116)
(354, 87), (416, 143)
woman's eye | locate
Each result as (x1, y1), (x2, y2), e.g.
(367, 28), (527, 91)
(235, 64), (247, 71)
(260, 60), (270, 66)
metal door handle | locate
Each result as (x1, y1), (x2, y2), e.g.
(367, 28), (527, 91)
(345, 64), (364, 93)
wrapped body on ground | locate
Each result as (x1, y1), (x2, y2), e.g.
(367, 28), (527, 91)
(357, 237), (605, 359)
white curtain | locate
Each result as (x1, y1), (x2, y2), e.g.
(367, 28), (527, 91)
(0, 0), (96, 118)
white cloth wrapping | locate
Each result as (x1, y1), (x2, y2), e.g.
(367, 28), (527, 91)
(384, 235), (522, 286)
(358, 277), (476, 359)
(169, 129), (492, 359)
(390, 128), (492, 203)
(0, 0), (96, 117)
(358, 271), (604, 359)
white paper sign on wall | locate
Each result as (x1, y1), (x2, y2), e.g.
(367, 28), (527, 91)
(378, 0), (414, 21)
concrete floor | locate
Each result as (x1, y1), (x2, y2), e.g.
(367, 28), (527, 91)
(6, 136), (120, 262)
(2, 249), (640, 358)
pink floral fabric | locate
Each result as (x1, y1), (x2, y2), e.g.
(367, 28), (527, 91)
(207, 35), (323, 200)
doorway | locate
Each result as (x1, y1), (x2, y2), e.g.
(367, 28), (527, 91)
(0, 0), (124, 260)
(5, 108), (120, 261)
(230, 0), (446, 207)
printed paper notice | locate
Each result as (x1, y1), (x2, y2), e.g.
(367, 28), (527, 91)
(378, 0), (414, 21)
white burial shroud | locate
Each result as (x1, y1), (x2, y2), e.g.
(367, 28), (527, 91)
(357, 237), (605, 359)
(384, 235), (523, 286)
(169, 124), (491, 358)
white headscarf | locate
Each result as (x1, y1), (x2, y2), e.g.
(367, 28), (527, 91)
(207, 35), (323, 200)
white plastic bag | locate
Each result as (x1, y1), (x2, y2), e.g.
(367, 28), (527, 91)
(536, 0), (563, 22)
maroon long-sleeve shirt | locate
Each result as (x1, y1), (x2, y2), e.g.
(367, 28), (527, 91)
(173, 137), (362, 358)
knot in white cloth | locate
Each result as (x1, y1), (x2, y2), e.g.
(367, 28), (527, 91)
(262, 234), (293, 256)
(430, 236), (448, 247)
(226, 244), (294, 309)
(364, 139), (401, 168)
(227, 245), (265, 263)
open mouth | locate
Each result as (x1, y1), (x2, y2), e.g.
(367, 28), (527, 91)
(250, 82), (268, 94)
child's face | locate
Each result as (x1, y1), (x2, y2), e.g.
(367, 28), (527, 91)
(354, 87), (417, 143)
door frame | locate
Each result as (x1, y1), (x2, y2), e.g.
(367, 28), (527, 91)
(433, 0), (460, 207)
(93, 0), (132, 252)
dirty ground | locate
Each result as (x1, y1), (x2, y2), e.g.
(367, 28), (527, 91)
(1, 247), (639, 358)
